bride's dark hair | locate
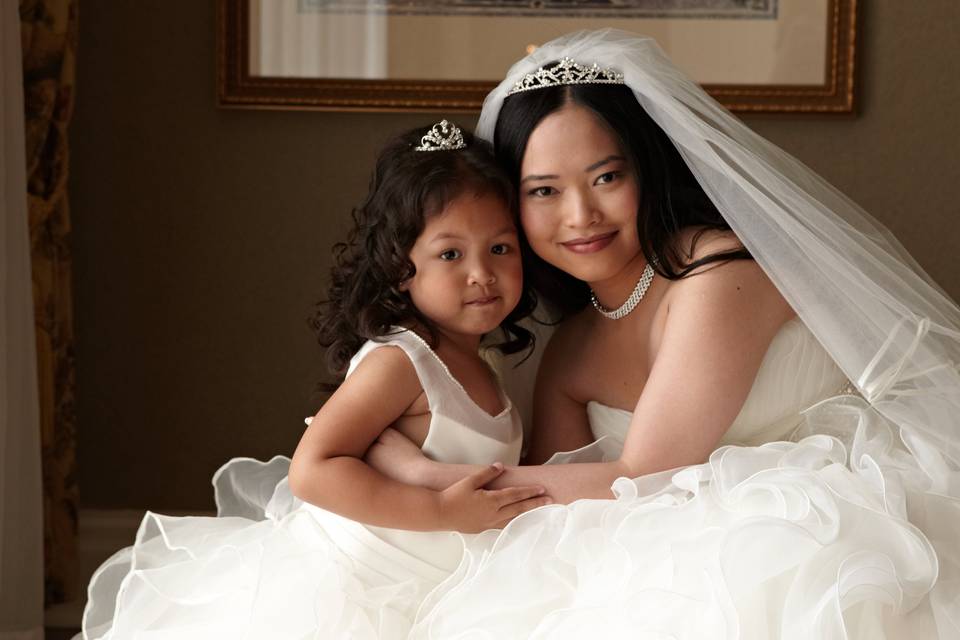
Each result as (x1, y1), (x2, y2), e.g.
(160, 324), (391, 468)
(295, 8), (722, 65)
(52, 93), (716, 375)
(312, 125), (535, 376)
(494, 77), (753, 318)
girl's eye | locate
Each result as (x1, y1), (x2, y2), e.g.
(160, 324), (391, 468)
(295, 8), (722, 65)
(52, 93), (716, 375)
(595, 171), (620, 186)
(439, 249), (461, 261)
(528, 185), (556, 198)
(491, 244), (511, 256)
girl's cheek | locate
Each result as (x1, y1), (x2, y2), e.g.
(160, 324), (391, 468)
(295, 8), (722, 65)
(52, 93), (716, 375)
(509, 258), (523, 283)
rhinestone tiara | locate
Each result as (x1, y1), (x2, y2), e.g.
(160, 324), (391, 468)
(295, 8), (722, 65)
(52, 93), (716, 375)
(414, 120), (467, 152)
(506, 57), (625, 96)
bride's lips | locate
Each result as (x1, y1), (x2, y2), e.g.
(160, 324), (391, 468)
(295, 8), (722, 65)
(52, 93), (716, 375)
(560, 231), (618, 254)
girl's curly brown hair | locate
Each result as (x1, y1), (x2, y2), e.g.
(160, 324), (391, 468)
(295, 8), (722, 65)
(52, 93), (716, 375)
(311, 125), (536, 378)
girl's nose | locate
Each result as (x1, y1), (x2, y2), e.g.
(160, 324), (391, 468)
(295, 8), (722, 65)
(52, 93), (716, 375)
(467, 259), (497, 286)
(563, 189), (601, 228)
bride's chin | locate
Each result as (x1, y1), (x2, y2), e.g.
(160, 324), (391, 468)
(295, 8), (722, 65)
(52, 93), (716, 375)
(549, 260), (628, 286)
(540, 245), (643, 285)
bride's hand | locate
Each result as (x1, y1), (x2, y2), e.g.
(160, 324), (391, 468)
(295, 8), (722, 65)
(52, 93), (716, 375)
(365, 427), (434, 486)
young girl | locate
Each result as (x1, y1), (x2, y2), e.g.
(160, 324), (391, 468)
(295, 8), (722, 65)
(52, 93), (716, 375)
(81, 120), (550, 640)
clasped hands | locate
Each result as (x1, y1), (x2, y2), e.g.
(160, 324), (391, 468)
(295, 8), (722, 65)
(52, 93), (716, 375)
(365, 427), (552, 532)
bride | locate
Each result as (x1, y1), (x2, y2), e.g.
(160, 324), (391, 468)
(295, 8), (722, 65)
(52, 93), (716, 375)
(82, 30), (959, 639)
(366, 30), (960, 638)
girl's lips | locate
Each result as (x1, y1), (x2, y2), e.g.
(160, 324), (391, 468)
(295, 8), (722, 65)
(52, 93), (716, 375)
(465, 296), (500, 306)
(561, 231), (618, 254)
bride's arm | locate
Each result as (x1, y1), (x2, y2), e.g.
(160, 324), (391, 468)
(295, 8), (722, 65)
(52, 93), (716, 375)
(368, 427), (626, 501)
(522, 316), (595, 464)
(369, 260), (795, 504)
(614, 259), (794, 475)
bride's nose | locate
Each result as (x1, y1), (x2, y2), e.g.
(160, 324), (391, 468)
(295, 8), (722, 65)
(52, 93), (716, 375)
(562, 189), (601, 228)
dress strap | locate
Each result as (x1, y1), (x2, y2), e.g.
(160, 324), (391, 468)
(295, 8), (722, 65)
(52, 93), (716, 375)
(346, 328), (459, 411)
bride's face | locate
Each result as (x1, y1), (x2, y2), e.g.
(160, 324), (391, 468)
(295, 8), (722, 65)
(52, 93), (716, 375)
(518, 103), (641, 285)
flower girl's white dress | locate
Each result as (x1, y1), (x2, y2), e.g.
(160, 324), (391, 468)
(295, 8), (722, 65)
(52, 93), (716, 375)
(81, 328), (522, 640)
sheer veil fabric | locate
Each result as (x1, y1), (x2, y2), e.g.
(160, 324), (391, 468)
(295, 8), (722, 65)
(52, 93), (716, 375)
(467, 29), (960, 637)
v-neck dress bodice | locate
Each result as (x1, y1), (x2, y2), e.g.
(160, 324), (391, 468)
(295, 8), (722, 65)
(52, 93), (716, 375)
(350, 328), (522, 467)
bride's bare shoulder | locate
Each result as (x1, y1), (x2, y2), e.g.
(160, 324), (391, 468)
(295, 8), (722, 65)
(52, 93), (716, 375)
(666, 227), (794, 323)
(672, 227), (744, 267)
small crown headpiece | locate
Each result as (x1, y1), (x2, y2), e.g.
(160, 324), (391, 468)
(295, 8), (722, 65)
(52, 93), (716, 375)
(507, 57), (625, 96)
(414, 120), (467, 152)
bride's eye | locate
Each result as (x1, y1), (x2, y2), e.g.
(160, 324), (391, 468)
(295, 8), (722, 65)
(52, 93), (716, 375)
(439, 249), (461, 261)
(594, 171), (620, 186)
(528, 185), (557, 198)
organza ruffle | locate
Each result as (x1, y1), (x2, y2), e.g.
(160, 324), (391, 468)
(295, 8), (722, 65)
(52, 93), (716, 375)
(410, 396), (959, 639)
(82, 457), (445, 640)
(82, 399), (959, 639)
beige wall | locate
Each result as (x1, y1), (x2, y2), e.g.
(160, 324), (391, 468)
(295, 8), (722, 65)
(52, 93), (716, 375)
(72, 1), (960, 510)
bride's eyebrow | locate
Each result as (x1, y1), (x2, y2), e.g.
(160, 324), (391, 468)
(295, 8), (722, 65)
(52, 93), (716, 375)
(585, 155), (626, 172)
(521, 172), (558, 184)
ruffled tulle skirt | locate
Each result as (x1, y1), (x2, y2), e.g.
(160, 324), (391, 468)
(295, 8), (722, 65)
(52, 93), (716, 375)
(412, 396), (960, 639)
(83, 397), (959, 639)
(82, 457), (456, 639)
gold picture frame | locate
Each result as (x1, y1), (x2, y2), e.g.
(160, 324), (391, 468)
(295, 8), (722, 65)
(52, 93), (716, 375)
(217, 0), (857, 114)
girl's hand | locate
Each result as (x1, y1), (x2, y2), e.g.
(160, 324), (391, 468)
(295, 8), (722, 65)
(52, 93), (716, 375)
(437, 463), (552, 533)
(365, 427), (433, 486)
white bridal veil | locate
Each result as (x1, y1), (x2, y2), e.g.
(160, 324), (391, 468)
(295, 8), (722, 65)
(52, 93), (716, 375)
(478, 30), (960, 491)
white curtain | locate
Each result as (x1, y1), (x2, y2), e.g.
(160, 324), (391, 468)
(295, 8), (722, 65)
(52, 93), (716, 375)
(250, 0), (387, 78)
(0, 0), (44, 638)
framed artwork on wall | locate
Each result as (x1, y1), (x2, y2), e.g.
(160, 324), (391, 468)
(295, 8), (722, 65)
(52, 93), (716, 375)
(217, 0), (857, 113)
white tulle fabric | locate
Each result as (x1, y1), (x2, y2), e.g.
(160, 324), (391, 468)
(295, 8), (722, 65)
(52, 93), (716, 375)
(81, 330), (523, 639)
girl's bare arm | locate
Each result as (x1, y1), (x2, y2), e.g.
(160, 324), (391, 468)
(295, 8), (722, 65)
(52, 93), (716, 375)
(288, 346), (549, 532)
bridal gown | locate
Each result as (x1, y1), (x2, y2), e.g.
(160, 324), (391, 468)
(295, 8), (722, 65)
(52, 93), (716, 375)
(80, 328), (523, 640)
(410, 317), (956, 639)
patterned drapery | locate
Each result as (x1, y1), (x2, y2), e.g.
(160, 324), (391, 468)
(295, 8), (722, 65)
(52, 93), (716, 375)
(20, 0), (79, 605)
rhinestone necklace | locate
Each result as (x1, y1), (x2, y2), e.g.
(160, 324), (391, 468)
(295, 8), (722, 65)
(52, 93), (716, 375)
(590, 263), (655, 320)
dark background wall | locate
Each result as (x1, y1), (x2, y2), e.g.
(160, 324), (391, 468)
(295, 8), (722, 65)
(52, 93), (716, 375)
(72, 1), (960, 510)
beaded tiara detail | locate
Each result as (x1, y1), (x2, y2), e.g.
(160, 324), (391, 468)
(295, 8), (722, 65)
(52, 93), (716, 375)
(414, 120), (467, 152)
(506, 57), (625, 96)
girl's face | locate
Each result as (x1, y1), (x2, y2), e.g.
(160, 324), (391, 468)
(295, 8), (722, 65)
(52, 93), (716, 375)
(518, 103), (642, 285)
(401, 191), (523, 341)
